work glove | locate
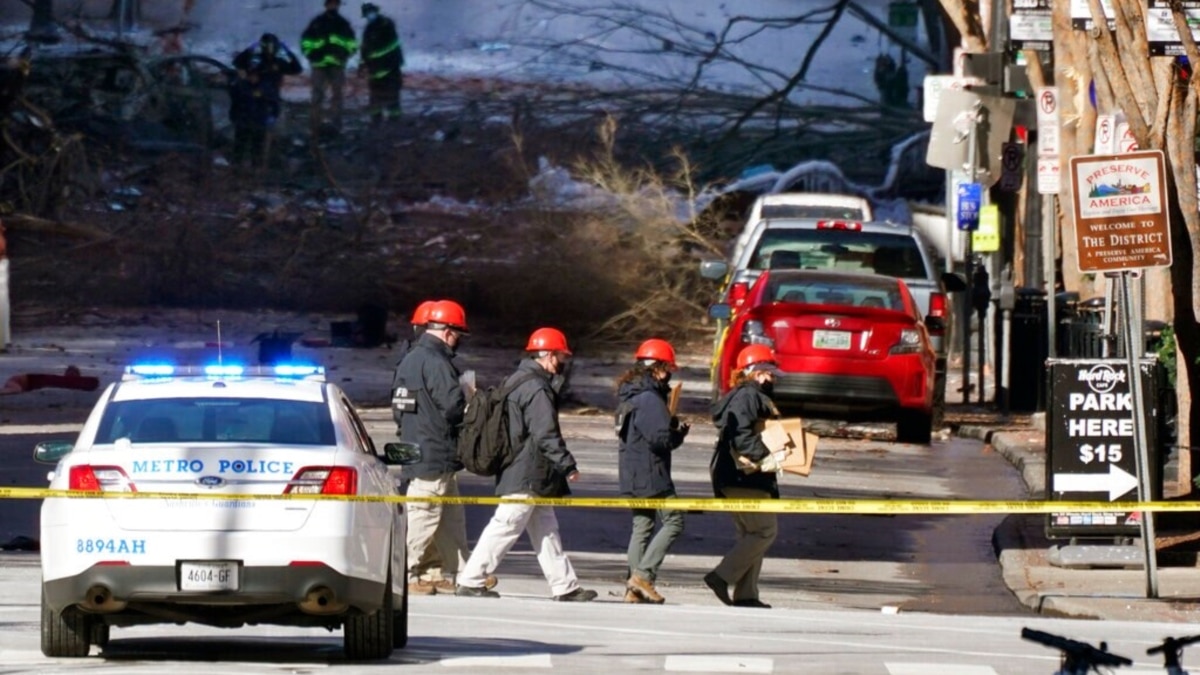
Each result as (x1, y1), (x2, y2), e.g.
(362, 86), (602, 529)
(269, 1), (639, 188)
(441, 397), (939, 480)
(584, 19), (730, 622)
(757, 452), (782, 474)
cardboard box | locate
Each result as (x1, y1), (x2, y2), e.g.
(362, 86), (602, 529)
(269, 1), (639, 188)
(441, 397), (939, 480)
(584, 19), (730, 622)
(759, 417), (818, 477)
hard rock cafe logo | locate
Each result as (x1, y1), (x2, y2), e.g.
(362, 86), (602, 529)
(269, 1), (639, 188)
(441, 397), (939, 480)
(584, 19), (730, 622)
(1078, 363), (1126, 394)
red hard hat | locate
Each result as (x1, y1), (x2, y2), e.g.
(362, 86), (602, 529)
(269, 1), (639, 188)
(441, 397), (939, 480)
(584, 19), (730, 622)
(525, 327), (571, 355)
(635, 338), (677, 370)
(411, 300), (437, 326)
(735, 344), (776, 371)
(426, 299), (469, 333)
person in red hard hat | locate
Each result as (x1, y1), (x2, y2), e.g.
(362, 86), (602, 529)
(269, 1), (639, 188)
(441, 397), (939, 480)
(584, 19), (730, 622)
(615, 338), (689, 604)
(705, 343), (781, 609)
(456, 327), (597, 602)
(393, 299), (482, 596)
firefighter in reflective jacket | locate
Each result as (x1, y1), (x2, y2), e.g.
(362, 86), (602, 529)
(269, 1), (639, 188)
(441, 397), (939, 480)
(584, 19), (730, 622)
(360, 2), (404, 124)
(300, 0), (357, 134)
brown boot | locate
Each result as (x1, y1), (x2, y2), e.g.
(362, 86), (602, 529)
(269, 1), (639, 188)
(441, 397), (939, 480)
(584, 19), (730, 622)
(408, 579), (437, 595)
(624, 588), (646, 603)
(628, 574), (665, 604)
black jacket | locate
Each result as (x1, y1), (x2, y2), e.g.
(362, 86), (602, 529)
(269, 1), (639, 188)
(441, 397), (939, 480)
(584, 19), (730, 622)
(395, 333), (465, 479)
(361, 14), (404, 81)
(494, 359), (578, 497)
(710, 381), (779, 498)
(617, 373), (685, 497)
(233, 41), (302, 114)
(300, 10), (357, 69)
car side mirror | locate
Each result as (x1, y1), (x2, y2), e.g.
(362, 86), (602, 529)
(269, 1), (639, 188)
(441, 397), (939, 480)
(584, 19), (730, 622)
(941, 272), (967, 292)
(382, 441), (421, 466)
(924, 315), (947, 335)
(700, 260), (729, 281)
(33, 440), (75, 464)
(708, 303), (732, 320)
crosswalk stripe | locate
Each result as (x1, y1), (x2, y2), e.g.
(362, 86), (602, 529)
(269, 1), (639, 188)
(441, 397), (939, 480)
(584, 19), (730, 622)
(886, 664), (998, 674)
(665, 655), (773, 673)
(437, 653), (552, 668)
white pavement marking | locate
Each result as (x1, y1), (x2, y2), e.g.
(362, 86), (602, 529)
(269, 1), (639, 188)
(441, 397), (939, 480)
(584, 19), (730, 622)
(0, 423), (80, 435)
(886, 665), (998, 675)
(665, 655), (774, 672)
(0, 650), (45, 664)
(437, 654), (553, 668)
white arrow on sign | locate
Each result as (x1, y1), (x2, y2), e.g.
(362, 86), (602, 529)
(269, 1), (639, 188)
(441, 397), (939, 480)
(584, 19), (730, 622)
(1053, 464), (1139, 501)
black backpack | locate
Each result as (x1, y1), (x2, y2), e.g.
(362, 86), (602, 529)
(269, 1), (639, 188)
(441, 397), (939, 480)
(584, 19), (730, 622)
(458, 372), (539, 477)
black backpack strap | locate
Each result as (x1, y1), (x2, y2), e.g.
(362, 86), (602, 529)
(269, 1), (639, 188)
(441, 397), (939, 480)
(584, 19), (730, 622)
(501, 371), (542, 399)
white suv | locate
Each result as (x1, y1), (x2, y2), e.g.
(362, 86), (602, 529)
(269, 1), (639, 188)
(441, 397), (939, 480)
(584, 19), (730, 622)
(36, 364), (418, 660)
(728, 193), (875, 264)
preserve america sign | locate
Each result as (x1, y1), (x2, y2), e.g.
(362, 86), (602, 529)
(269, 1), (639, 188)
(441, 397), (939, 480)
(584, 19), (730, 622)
(1068, 150), (1171, 272)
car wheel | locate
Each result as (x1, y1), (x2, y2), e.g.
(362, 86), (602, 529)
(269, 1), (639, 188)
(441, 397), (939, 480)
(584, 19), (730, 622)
(896, 410), (933, 445)
(931, 369), (946, 429)
(91, 622), (110, 649)
(393, 549), (408, 649)
(344, 567), (394, 660)
(41, 585), (91, 657)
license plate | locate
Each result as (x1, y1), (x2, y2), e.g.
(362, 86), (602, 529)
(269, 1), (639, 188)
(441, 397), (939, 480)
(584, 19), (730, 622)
(179, 561), (240, 591)
(813, 329), (851, 350)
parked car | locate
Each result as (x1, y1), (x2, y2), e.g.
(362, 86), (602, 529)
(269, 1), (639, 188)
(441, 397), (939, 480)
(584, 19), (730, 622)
(35, 363), (418, 660)
(701, 217), (964, 423)
(727, 192), (875, 264)
(709, 270), (939, 444)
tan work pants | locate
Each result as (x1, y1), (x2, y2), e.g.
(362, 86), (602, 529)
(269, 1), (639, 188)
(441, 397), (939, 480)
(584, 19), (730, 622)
(712, 486), (778, 602)
(405, 472), (469, 583)
(458, 496), (581, 596)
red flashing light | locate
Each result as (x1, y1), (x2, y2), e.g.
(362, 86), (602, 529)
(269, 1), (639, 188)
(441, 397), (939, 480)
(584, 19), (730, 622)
(816, 220), (863, 231)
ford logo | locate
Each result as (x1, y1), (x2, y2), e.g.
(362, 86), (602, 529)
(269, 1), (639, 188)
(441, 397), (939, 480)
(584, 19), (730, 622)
(196, 475), (225, 488)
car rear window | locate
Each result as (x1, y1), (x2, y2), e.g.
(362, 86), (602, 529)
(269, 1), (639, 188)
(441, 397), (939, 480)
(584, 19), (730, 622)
(750, 229), (928, 278)
(761, 204), (867, 220)
(768, 276), (905, 310)
(94, 398), (336, 445)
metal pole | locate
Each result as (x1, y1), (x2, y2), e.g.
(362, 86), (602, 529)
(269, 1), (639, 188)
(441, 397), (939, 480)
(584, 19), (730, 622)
(1001, 307), (1011, 415)
(962, 109), (979, 404)
(1120, 272), (1158, 598)
(977, 305), (986, 404)
(1045, 194), (1057, 358)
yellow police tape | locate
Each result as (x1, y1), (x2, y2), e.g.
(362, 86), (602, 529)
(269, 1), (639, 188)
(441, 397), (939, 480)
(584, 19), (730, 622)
(1, 486), (1197, 514)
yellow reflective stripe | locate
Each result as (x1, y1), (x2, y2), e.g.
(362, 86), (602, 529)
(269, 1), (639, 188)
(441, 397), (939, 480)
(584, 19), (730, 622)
(300, 38), (325, 53)
(4, 487), (1198, 515)
(370, 69), (395, 80)
(368, 41), (399, 60)
(312, 56), (345, 67)
(329, 35), (357, 51)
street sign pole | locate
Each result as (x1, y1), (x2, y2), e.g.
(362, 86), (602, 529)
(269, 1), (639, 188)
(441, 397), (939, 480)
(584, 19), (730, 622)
(1119, 271), (1159, 598)
(963, 114), (978, 404)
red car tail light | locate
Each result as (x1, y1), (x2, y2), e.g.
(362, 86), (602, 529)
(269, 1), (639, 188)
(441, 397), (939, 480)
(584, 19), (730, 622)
(816, 220), (863, 231)
(68, 465), (137, 492)
(286, 467), (358, 495)
(928, 292), (947, 318)
(728, 282), (750, 312)
(889, 328), (924, 355)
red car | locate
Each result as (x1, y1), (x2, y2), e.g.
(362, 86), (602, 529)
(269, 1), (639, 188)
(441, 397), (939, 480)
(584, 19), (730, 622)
(709, 269), (940, 444)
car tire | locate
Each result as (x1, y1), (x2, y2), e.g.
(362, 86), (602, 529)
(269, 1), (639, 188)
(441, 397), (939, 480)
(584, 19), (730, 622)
(41, 586), (91, 658)
(344, 567), (395, 661)
(896, 410), (933, 445)
(931, 368), (947, 429)
(91, 622), (110, 649)
(393, 555), (408, 649)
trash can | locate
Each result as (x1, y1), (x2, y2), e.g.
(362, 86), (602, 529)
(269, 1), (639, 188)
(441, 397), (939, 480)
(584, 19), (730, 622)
(1008, 287), (1048, 412)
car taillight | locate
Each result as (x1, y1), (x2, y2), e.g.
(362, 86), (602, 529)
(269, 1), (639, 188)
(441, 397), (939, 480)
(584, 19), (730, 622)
(728, 282), (749, 312)
(890, 329), (923, 354)
(816, 220), (863, 231)
(928, 292), (947, 318)
(68, 465), (137, 492)
(286, 467), (358, 495)
(741, 320), (774, 347)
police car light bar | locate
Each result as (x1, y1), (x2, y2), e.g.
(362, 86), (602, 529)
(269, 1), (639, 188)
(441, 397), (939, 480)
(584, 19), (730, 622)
(124, 364), (326, 381)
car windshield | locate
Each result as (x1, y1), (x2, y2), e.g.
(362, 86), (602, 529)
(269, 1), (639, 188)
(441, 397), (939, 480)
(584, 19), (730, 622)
(767, 276), (904, 310)
(750, 228), (928, 278)
(94, 398), (335, 445)
(760, 204), (866, 220)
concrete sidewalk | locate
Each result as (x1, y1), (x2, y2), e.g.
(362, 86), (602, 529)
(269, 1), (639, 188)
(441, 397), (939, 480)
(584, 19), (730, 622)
(957, 417), (1200, 622)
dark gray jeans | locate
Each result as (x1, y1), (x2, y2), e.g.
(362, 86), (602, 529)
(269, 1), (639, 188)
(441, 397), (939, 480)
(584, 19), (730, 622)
(627, 495), (685, 582)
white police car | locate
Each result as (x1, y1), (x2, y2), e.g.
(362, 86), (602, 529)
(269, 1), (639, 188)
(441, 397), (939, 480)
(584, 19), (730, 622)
(35, 364), (418, 660)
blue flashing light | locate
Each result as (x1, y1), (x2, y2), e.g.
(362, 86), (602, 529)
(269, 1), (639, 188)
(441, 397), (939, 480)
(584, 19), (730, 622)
(273, 364), (324, 377)
(204, 364), (246, 378)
